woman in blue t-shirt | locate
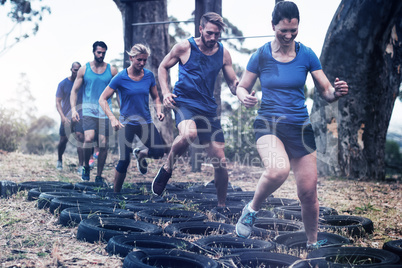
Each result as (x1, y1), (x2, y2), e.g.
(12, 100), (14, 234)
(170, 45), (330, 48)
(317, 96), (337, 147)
(235, 1), (349, 249)
(99, 44), (165, 192)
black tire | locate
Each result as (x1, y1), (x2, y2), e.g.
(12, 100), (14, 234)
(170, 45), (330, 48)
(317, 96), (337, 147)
(73, 181), (110, 191)
(319, 215), (374, 237)
(18, 181), (73, 191)
(305, 247), (400, 267)
(192, 200), (245, 212)
(124, 202), (185, 212)
(37, 192), (95, 209)
(28, 188), (81, 201)
(273, 205), (338, 220)
(77, 217), (162, 243)
(164, 221), (236, 238)
(257, 209), (276, 219)
(253, 218), (304, 239)
(136, 209), (207, 223)
(274, 231), (351, 250)
(85, 188), (142, 198)
(0, 180), (18, 198)
(106, 234), (195, 257)
(262, 197), (300, 208)
(104, 193), (164, 203)
(209, 205), (244, 223)
(59, 205), (135, 226)
(383, 240), (402, 260)
(49, 196), (118, 215)
(219, 251), (301, 268)
(164, 192), (217, 202)
(194, 235), (276, 255)
(123, 249), (219, 268)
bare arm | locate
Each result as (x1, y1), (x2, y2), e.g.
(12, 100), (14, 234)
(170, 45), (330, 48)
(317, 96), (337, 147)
(99, 86), (123, 131)
(236, 70), (259, 108)
(149, 85), (165, 121)
(158, 41), (190, 108)
(311, 69), (349, 103)
(56, 97), (70, 124)
(222, 48), (239, 95)
(70, 66), (86, 122)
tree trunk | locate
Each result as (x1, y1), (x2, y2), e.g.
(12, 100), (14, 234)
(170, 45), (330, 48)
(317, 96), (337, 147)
(311, 0), (402, 180)
(114, 0), (174, 147)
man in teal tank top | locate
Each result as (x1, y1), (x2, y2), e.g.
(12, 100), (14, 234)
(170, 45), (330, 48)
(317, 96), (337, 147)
(153, 12), (239, 207)
(70, 41), (118, 182)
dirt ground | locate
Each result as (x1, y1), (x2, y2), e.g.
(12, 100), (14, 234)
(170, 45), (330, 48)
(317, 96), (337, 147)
(0, 151), (401, 267)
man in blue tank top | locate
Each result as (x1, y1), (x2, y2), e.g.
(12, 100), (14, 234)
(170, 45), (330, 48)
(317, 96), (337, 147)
(70, 41), (118, 182)
(55, 62), (84, 172)
(153, 12), (239, 207)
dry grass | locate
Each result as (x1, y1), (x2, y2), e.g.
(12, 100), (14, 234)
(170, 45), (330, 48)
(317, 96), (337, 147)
(0, 151), (401, 267)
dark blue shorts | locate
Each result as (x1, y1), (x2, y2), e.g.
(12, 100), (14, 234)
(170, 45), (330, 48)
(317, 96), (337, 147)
(82, 116), (111, 137)
(59, 120), (84, 136)
(253, 119), (316, 159)
(174, 106), (224, 144)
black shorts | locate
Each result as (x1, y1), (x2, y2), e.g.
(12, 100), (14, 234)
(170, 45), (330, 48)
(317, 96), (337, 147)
(59, 120), (84, 136)
(174, 106), (224, 144)
(82, 116), (111, 137)
(253, 119), (316, 159)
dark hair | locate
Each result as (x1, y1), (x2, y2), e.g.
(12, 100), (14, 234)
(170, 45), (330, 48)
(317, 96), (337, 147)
(92, 41), (107, 52)
(272, 1), (299, 25)
(200, 12), (226, 31)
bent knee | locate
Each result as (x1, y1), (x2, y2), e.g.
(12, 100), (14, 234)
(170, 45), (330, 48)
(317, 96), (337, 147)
(262, 167), (289, 183)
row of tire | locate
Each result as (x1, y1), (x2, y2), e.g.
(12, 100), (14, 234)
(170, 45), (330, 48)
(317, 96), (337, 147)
(3, 179), (402, 267)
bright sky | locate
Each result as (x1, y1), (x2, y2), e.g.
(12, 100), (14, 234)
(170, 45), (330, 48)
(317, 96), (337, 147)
(0, 0), (401, 132)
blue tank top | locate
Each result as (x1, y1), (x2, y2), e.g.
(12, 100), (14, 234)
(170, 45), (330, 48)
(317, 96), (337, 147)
(173, 37), (224, 116)
(82, 62), (113, 118)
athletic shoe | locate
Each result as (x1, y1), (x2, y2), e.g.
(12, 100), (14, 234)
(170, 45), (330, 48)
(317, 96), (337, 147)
(89, 159), (95, 169)
(56, 160), (63, 171)
(306, 239), (328, 250)
(236, 202), (258, 238)
(151, 167), (172, 196)
(93, 152), (99, 159)
(134, 148), (148, 175)
(95, 176), (104, 183)
(81, 166), (90, 181)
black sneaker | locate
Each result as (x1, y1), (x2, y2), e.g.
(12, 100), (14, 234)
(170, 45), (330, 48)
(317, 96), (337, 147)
(95, 176), (104, 183)
(81, 166), (90, 181)
(152, 167), (172, 196)
(134, 148), (148, 175)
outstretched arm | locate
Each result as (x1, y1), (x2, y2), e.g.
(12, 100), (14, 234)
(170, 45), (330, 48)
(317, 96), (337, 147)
(70, 66), (85, 122)
(158, 41), (189, 108)
(311, 69), (348, 103)
(222, 48), (239, 95)
(236, 70), (259, 108)
(99, 86), (123, 131)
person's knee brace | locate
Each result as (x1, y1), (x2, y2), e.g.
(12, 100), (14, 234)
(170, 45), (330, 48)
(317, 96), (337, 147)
(116, 159), (130, 173)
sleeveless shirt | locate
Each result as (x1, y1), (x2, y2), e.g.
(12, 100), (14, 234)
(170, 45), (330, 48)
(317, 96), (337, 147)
(82, 62), (113, 118)
(173, 37), (224, 116)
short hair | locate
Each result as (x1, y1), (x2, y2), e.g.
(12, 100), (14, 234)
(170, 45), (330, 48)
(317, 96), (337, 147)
(71, 61), (81, 68)
(272, 1), (300, 25)
(92, 41), (108, 52)
(200, 12), (226, 31)
(126, 44), (151, 57)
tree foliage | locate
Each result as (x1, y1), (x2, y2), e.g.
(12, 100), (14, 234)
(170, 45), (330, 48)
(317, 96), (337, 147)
(0, 107), (27, 152)
(0, 0), (50, 57)
(22, 115), (57, 155)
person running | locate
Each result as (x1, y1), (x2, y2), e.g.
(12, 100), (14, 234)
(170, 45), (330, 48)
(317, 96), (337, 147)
(70, 41), (118, 182)
(234, 1), (348, 249)
(153, 12), (239, 207)
(99, 44), (165, 192)
(55, 61), (84, 173)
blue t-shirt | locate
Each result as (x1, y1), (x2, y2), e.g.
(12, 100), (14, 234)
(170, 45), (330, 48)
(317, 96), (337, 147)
(55, 77), (83, 118)
(247, 41), (322, 125)
(173, 37), (224, 116)
(82, 62), (113, 118)
(108, 68), (156, 126)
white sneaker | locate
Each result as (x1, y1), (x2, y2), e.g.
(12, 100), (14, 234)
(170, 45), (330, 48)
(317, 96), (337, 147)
(56, 160), (63, 171)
